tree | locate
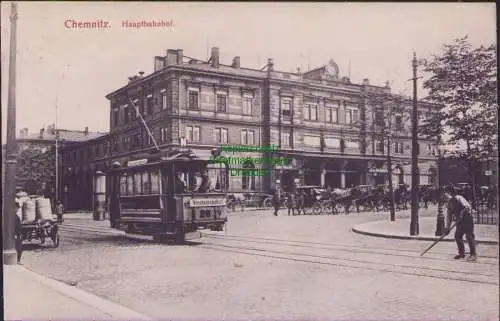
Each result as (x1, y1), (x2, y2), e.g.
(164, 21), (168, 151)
(420, 36), (497, 208)
(16, 144), (57, 197)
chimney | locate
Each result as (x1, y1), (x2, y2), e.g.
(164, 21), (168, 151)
(342, 76), (350, 83)
(210, 47), (220, 68)
(166, 49), (178, 65)
(297, 67), (301, 74)
(39, 128), (45, 138)
(84, 126), (89, 135)
(154, 56), (165, 71)
(362, 78), (370, 85)
(176, 49), (183, 64)
(20, 128), (28, 137)
(267, 58), (274, 72)
(138, 71), (145, 77)
(231, 56), (240, 68)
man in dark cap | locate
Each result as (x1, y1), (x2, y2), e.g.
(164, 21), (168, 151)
(443, 187), (477, 261)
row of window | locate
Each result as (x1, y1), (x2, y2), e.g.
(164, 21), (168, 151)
(113, 90), (169, 127)
(188, 90), (254, 115)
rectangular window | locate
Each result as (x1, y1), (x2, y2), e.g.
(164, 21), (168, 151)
(281, 99), (291, 117)
(241, 129), (255, 145)
(150, 171), (160, 194)
(146, 94), (154, 115)
(332, 108), (338, 123)
(310, 105), (317, 121)
(216, 94), (227, 113)
(242, 97), (253, 115)
(188, 90), (199, 110)
(133, 172), (142, 195)
(119, 176), (127, 196)
(303, 105), (310, 120)
(376, 139), (385, 153)
(127, 175), (134, 195)
(345, 110), (352, 124)
(400, 142), (404, 154)
(185, 126), (201, 142)
(160, 128), (168, 142)
(353, 109), (359, 122)
(281, 132), (291, 148)
(215, 127), (228, 144)
(394, 142), (399, 154)
(326, 108), (332, 123)
(375, 110), (385, 127)
(113, 108), (119, 126)
(123, 105), (129, 124)
(161, 89), (167, 109)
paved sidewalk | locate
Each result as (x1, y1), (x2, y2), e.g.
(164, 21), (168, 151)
(352, 217), (499, 244)
(3, 264), (150, 320)
(63, 212), (125, 236)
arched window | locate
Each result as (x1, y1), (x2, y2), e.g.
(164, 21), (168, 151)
(241, 162), (256, 191)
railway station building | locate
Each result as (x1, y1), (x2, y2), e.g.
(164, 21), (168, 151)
(60, 46), (441, 210)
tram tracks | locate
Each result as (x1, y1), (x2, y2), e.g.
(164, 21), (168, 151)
(202, 233), (499, 262)
(200, 234), (499, 286)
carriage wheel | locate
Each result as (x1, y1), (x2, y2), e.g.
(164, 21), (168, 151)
(312, 203), (322, 215)
(263, 198), (273, 208)
(51, 232), (60, 248)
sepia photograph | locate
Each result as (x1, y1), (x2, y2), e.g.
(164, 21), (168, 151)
(1, 2), (498, 320)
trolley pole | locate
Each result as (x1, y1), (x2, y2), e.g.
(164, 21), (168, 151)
(410, 52), (420, 236)
(3, 2), (19, 265)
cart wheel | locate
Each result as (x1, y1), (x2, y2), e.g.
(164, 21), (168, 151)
(263, 198), (273, 208)
(52, 233), (60, 248)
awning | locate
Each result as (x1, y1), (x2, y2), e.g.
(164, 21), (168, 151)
(190, 149), (212, 161)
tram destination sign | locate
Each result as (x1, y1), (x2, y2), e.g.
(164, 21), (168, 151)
(189, 198), (226, 207)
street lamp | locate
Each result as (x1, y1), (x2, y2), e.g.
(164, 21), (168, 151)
(435, 138), (446, 236)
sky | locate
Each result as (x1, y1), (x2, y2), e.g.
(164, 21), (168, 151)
(0, 2), (496, 142)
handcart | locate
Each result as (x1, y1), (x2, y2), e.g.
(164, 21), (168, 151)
(21, 219), (60, 248)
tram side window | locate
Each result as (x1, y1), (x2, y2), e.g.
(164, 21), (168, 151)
(150, 171), (160, 194)
(142, 171), (150, 194)
(134, 172), (141, 195)
(127, 175), (134, 195)
(120, 176), (127, 196)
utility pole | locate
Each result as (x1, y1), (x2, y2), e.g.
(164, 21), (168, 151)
(3, 2), (19, 265)
(410, 52), (420, 235)
(55, 96), (59, 203)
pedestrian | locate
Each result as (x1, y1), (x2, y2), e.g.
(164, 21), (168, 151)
(14, 190), (24, 264)
(443, 189), (477, 261)
(272, 189), (281, 216)
(56, 200), (64, 223)
(295, 189), (305, 215)
(287, 191), (295, 216)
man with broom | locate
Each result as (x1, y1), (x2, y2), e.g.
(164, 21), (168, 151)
(443, 187), (477, 261)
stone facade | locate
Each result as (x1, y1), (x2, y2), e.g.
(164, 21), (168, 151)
(60, 47), (443, 209)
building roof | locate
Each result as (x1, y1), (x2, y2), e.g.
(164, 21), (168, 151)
(17, 129), (107, 143)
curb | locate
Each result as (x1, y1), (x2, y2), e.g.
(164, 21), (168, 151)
(351, 226), (499, 245)
(17, 266), (151, 320)
(61, 224), (126, 236)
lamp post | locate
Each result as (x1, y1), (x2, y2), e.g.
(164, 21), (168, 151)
(410, 52), (420, 236)
(435, 138), (445, 236)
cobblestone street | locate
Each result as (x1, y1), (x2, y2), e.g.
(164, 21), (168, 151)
(20, 208), (499, 321)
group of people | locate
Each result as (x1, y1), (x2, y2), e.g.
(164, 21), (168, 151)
(271, 185), (333, 216)
(270, 184), (478, 261)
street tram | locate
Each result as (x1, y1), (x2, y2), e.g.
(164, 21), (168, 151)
(108, 148), (228, 242)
